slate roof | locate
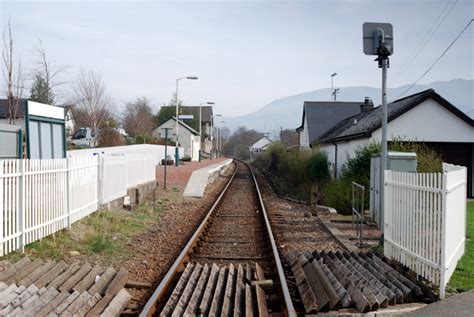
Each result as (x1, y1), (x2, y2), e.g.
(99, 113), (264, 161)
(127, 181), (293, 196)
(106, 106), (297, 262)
(317, 89), (474, 144)
(160, 106), (213, 123)
(297, 101), (364, 144)
(0, 99), (26, 118)
(157, 116), (200, 135)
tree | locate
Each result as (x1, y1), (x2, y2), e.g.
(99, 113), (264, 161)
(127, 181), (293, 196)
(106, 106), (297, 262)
(2, 19), (24, 125)
(72, 70), (113, 134)
(222, 126), (263, 159)
(98, 127), (124, 147)
(280, 128), (298, 147)
(154, 98), (200, 132)
(122, 97), (155, 143)
(30, 39), (68, 105)
(30, 74), (54, 104)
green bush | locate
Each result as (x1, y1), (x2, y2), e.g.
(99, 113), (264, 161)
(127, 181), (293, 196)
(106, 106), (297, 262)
(390, 138), (442, 173)
(308, 151), (331, 185)
(322, 140), (443, 215)
(254, 143), (330, 201)
(322, 178), (353, 214)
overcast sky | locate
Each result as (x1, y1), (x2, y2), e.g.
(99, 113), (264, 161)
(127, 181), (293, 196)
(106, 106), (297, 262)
(1, 0), (473, 117)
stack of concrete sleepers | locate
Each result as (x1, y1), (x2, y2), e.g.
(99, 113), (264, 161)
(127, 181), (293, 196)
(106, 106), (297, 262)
(290, 251), (427, 314)
(0, 257), (131, 316)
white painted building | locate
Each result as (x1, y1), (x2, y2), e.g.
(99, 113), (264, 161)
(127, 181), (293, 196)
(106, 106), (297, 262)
(249, 136), (272, 154)
(314, 89), (474, 197)
(153, 117), (201, 161)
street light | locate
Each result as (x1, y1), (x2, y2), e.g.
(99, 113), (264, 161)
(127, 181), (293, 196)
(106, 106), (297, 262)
(331, 72), (338, 101)
(175, 76), (198, 166)
(199, 101), (215, 162)
(219, 120), (226, 156)
(213, 114), (222, 158)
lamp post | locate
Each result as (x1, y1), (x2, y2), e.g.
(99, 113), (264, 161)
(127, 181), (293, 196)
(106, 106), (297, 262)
(175, 76), (198, 166)
(199, 101), (214, 162)
(331, 72), (337, 101)
(219, 120), (226, 156)
(214, 114), (222, 158)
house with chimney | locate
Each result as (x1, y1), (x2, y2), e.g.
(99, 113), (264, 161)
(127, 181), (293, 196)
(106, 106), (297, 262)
(297, 89), (474, 197)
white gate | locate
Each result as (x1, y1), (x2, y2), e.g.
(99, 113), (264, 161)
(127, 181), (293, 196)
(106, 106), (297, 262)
(384, 163), (467, 298)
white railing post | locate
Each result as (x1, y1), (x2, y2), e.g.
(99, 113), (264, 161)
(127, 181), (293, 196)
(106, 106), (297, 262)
(66, 157), (72, 230)
(19, 159), (25, 253)
(0, 161), (4, 256)
(439, 170), (448, 299)
(97, 153), (104, 207)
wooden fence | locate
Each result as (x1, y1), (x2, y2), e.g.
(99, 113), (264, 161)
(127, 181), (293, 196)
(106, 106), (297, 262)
(384, 163), (467, 298)
(0, 153), (156, 256)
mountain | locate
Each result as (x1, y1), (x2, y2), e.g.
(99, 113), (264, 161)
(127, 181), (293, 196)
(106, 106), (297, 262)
(224, 79), (474, 137)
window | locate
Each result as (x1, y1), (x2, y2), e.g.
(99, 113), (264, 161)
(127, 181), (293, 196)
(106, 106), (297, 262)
(29, 121), (41, 159)
(29, 121), (65, 159)
(40, 122), (53, 159)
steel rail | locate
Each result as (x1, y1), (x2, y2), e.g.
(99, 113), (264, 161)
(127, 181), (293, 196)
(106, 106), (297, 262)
(246, 161), (297, 317)
(139, 161), (239, 317)
(139, 159), (296, 316)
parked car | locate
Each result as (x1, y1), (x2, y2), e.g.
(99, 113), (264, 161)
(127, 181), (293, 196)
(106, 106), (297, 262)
(68, 127), (96, 147)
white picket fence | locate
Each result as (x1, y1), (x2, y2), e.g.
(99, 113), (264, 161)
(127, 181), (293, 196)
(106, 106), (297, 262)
(68, 144), (183, 166)
(384, 163), (467, 298)
(0, 153), (157, 256)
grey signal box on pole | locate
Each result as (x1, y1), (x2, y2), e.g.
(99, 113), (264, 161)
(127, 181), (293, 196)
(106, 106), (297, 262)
(363, 22), (394, 234)
(363, 22), (393, 56)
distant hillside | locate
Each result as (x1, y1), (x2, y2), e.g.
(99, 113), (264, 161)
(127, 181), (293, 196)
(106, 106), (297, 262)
(224, 79), (473, 137)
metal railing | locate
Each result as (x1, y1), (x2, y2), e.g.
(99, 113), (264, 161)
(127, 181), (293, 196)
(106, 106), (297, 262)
(352, 181), (365, 246)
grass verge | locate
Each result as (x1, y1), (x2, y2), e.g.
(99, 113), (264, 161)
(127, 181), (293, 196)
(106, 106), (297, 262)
(448, 201), (474, 291)
(0, 201), (164, 265)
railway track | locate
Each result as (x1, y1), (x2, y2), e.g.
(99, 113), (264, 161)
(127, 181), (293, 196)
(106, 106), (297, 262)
(140, 160), (296, 316)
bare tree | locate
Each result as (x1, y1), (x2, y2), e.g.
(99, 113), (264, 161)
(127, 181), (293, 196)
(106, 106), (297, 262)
(122, 97), (155, 143)
(72, 70), (113, 134)
(30, 39), (69, 104)
(280, 128), (298, 147)
(2, 18), (24, 125)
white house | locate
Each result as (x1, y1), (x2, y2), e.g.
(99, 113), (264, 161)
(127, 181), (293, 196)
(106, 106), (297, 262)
(153, 117), (201, 161)
(250, 136), (272, 154)
(311, 89), (474, 197)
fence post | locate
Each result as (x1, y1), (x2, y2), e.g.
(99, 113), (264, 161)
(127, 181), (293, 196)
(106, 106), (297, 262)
(97, 153), (104, 208)
(0, 161), (4, 256)
(439, 170), (448, 299)
(66, 157), (71, 230)
(19, 159), (25, 253)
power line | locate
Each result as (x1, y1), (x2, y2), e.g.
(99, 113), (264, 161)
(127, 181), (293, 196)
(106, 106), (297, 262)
(392, 0), (458, 84)
(396, 19), (473, 99)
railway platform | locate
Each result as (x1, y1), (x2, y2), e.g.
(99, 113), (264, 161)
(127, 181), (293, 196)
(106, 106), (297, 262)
(183, 158), (233, 197)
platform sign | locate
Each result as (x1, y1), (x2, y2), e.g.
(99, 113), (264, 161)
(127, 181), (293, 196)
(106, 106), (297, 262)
(25, 100), (66, 159)
(178, 114), (194, 120)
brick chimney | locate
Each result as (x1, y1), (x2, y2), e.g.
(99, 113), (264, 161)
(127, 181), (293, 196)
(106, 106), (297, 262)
(361, 97), (374, 112)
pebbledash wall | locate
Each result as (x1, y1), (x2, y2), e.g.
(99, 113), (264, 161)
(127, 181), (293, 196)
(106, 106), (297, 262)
(0, 144), (176, 256)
